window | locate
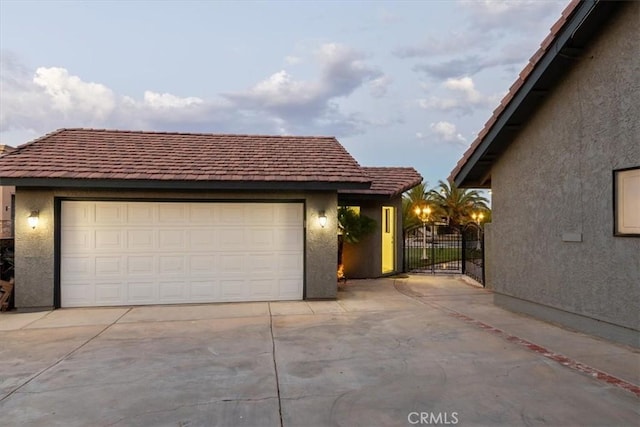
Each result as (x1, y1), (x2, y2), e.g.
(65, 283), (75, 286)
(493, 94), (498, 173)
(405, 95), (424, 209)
(614, 167), (640, 236)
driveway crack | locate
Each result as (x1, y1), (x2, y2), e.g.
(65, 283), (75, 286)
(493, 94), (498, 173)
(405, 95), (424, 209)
(268, 303), (284, 427)
(0, 307), (133, 403)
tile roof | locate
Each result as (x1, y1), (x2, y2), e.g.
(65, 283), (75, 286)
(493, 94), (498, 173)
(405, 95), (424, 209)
(339, 167), (422, 198)
(0, 128), (371, 187)
(0, 145), (15, 156)
(449, 0), (582, 186)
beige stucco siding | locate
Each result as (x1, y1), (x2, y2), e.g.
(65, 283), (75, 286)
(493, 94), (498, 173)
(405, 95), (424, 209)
(488, 3), (640, 334)
(15, 187), (338, 308)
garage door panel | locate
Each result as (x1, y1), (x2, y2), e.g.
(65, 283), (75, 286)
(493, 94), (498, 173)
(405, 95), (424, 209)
(188, 230), (216, 249)
(62, 256), (93, 279)
(127, 256), (155, 275)
(128, 204), (154, 224)
(249, 254), (276, 272)
(219, 254), (244, 272)
(95, 283), (124, 305)
(95, 203), (126, 224)
(159, 255), (186, 274)
(158, 204), (186, 223)
(62, 203), (93, 225)
(62, 282), (95, 307)
(190, 280), (219, 299)
(278, 204), (303, 224)
(95, 230), (124, 250)
(250, 228), (274, 247)
(158, 229), (185, 250)
(158, 281), (187, 301)
(248, 205), (275, 224)
(128, 281), (157, 303)
(189, 255), (216, 273)
(219, 205), (245, 223)
(278, 279), (302, 298)
(95, 256), (123, 275)
(188, 204), (216, 223)
(250, 279), (277, 298)
(127, 229), (155, 250)
(61, 201), (303, 307)
(63, 229), (93, 251)
(277, 228), (304, 250)
(218, 228), (246, 247)
(278, 253), (303, 272)
(220, 280), (247, 299)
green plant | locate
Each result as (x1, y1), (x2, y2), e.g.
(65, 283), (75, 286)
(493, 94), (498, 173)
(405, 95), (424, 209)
(337, 207), (377, 275)
(338, 207), (377, 244)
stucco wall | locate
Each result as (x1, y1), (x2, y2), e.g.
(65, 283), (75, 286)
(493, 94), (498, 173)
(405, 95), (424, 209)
(488, 3), (640, 342)
(14, 188), (338, 308)
(342, 196), (403, 279)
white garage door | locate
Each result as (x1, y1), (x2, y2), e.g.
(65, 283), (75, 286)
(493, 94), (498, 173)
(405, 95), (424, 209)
(61, 201), (304, 307)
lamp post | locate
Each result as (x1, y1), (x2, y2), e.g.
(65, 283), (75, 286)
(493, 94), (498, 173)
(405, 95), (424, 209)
(471, 212), (484, 250)
(414, 205), (431, 260)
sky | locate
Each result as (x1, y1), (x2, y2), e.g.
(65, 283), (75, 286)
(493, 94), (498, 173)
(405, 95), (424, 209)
(0, 0), (568, 188)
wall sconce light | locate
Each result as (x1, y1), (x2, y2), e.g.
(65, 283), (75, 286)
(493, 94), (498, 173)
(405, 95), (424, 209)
(28, 210), (39, 229)
(318, 211), (327, 228)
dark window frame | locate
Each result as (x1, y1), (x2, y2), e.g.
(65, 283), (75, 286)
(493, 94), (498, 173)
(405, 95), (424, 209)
(613, 166), (640, 237)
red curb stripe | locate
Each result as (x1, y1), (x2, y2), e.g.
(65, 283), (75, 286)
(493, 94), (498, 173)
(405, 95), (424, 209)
(427, 301), (640, 398)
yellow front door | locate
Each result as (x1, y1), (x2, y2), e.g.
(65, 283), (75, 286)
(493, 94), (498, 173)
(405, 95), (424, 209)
(382, 206), (395, 274)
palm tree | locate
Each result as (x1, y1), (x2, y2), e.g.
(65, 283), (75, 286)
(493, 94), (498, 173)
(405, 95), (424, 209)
(427, 180), (489, 231)
(402, 182), (432, 230)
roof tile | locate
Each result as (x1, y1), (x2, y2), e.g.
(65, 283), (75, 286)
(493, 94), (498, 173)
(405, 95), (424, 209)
(0, 129), (371, 185)
(339, 167), (422, 198)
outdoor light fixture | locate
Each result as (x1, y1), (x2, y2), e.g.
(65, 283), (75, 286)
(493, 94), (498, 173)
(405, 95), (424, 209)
(318, 211), (327, 228)
(28, 210), (39, 229)
(413, 205), (432, 261)
(414, 205), (431, 223)
(472, 212), (484, 225)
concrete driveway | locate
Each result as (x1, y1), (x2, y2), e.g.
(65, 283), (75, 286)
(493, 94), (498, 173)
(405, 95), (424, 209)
(0, 276), (638, 426)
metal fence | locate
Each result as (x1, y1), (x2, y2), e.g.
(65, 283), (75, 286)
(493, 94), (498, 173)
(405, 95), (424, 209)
(403, 224), (462, 273)
(404, 222), (485, 286)
(461, 223), (484, 286)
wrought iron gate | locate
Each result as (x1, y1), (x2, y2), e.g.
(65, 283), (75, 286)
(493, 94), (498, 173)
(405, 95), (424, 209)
(403, 224), (462, 273)
(461, 223), (484, 286)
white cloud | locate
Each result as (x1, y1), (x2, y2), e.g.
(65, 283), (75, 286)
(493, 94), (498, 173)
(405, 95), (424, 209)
(444, 76), (481, 102)
(369, 75), (392, 98)
(393, 31), (491, 58)
(222, 42), (381, 134)
(413, 45), (527, 80)
(32, 67), (116, 118)
(142, 91), (203, 109)
(0, 53), (224, 134)
(417, 76), (497, 114)
(462, 0), (565, 31)
(0, 46), (381, 140)
(284, 55), (302, 65)
(430, 121), (467, 145)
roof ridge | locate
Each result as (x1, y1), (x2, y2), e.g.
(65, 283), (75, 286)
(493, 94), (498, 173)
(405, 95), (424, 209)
(57, 128), (337, 139)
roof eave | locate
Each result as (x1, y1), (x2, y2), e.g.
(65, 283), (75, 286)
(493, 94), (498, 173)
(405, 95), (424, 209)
(452, 0), (619, 188)
(0, 177), (372, 191)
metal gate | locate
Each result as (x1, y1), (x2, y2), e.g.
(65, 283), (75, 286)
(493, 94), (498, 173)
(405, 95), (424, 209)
(461, 223), (484, 286)
(403, 224), (462, 273)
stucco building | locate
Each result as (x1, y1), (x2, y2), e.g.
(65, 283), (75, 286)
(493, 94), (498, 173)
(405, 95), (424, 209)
(451, 0), (639, 346)
(0, 129), (420, 309)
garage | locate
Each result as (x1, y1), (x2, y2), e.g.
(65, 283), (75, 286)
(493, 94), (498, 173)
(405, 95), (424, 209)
(60, 201), (304, 307)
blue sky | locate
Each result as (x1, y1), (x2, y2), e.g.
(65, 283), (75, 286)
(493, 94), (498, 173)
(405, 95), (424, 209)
(0, 0), (567, 187)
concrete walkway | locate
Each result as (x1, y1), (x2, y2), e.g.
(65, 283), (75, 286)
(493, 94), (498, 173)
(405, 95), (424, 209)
(0, 276), (638, 426)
